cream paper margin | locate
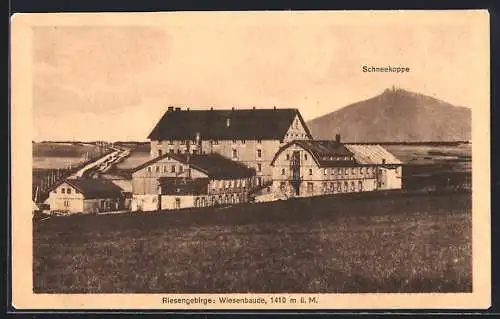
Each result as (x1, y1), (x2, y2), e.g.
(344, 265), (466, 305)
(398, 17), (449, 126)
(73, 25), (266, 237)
(10, 10), (491, 310)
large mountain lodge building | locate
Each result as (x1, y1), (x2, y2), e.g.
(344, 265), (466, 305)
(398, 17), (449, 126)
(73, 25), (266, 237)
(147, 107), (313, 187)
(270, 137), (403, 200)
(130, 152), (256, 211)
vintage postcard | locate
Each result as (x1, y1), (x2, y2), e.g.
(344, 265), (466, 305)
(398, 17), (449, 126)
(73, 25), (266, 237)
(11, 10), (490, 310)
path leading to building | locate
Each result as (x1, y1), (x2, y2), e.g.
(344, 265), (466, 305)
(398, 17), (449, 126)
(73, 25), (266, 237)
(70, 147), (129, 179)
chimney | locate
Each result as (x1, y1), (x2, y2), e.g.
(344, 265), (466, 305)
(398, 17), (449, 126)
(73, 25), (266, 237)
(196, 132), (202, 153)
(187, 107), (190, 111)
(210, 107), (214, 111)
(232, 107), (235, 111)
(273, 106), (276, 110)
(252, 106), (256, 110)
(226, 118), (231, 127)
(335, 134), (341, 143)
(167, 106), (174, 112)
(175, 107), (181, 111)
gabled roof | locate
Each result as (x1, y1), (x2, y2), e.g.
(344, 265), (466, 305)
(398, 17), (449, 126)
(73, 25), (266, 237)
(344, 144), (403, 165)
(131, 153), (256, 179)
(147, 108), (313, 140)
(271, 140), (356, 167)
(58, 178), (124, 199)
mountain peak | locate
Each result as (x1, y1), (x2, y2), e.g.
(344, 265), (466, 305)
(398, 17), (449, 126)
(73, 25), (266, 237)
(306, 89), (471, 143)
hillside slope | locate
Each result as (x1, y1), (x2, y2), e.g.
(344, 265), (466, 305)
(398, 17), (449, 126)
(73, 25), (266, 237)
(306, 88), (471, 142)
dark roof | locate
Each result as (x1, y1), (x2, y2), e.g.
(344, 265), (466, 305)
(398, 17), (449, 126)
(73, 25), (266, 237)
(147, 108), (313, 140)
(271, 140), (357, 168)
(64, 178), (124, 199)
(158, 177), (209, 195)
(132, 153), (256, 179)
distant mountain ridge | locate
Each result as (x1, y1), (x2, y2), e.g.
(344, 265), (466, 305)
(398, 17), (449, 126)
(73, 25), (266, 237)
(306, 88), (471, 142)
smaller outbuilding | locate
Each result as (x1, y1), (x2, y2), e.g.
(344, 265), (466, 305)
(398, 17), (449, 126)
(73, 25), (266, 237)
(46, 178), (126, 214)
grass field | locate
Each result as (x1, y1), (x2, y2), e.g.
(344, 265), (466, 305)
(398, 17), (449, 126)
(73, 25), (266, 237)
(34, 190), (471, 293)
(33, 142), (101, 169)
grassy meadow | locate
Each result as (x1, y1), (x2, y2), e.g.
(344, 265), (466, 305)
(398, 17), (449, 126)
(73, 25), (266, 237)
(34, 190), (471, 293)
(33, 142), (101, 170)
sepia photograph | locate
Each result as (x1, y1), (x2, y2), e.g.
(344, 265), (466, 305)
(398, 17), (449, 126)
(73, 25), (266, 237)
(11, 10), (490, 309)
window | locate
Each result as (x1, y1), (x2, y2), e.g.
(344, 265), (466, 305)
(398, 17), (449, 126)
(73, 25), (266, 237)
(281, 168), (286, 175)
(351, 167), (356, 175)
(279, 181), (286, 189)
(168, 140), (174, 145)
(155, 166), (160, 173)
(175, 198), (181, 209)
(286, 154), (290, 160)
(232, 139), (237, 144)
(163, 166), (167, 173)
(360, 167), (364, 175)
(241, 140), (246, 144)
(322, 182), (327, 192)
(67, 188), (72, 194)
(177, 149), (181, 154)
(295, 119), (299, 129)
(171, 165), (176, 173)
(351, 181), (356, 192)
(180, 140), (185, 145)
(324, 168), (328, 175)
(307, 182), (314, 193)
(257, 139), (262, 144)
(257, 177), (262, 186)
(344, 181), (349, 192)
(304, 154), (308, 161)
(309, 168), (313, 175)
(158, 150), (163, 157)
(213, 140), (219, 145)
(169, 149), (174, 154)
(338, 168), (342, 175)
(337, 182), (342, 192)
(242, 179), (246, 188)
(232, 149), (238, 160)
(61, 188), (66, 194)
(179, 166), (184, 173)
(345, 168), (348, 175)
(330, 182), (335, 191)
(257, 149), (262, 158)
(358, 181), (363, 192)
(257, 163), (262, 172)
(147, 167), (152, 173)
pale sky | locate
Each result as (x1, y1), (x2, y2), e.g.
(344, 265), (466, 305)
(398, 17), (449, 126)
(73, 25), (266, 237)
(30, 11), (488, 141)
